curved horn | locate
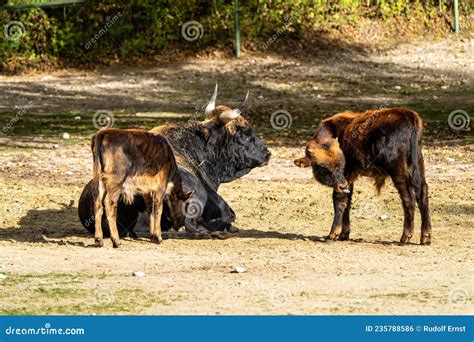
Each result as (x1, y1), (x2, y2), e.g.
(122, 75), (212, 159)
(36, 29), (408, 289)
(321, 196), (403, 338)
(204, 83), (218, 116)
(219, 90), (250, 124)
(235, 90), (250, 114)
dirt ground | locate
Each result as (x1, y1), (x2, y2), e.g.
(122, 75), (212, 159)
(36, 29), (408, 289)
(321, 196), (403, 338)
(0, 37), (473, 315)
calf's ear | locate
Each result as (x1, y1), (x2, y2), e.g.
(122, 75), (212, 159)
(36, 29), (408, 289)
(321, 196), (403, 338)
(294, 157), (312, 168)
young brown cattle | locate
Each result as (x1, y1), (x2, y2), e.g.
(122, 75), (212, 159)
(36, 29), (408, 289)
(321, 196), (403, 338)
(295, 108), (432, 245)
(92, 128), (190, 248)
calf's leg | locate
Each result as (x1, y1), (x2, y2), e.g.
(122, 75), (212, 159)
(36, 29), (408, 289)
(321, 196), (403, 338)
(391, 172), (416, 245)
(104, 188), (121, 248)
(339, 184), (354, 241)
(94, 179), (106, 247)
(327, 190), (349, 241)
(416, 157), (432, 245)
(150, 181), (167, 244)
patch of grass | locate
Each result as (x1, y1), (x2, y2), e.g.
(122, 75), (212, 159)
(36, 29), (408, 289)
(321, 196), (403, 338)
(1, 289), (181, 315)
(0, 273), (185, 315)
(0, 112), (184, 139)
(0, 273), (100, 288)
(34, 287), (87, 299)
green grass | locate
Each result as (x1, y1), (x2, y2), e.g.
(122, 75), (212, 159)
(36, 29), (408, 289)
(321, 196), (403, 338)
(0, 272), (184, 315)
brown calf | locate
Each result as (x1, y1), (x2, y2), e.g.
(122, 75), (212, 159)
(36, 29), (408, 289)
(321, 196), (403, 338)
(295, 108), (432, 245)
(92, 128), (189, 248)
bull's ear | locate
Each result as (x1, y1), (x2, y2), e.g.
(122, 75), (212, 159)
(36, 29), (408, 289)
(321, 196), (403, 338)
(197, 126), (211, 143)
(294, 157), (312, 168)
(225, 121), (237, 135)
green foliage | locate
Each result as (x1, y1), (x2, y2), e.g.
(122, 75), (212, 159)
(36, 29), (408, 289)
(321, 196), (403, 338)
(0, 0), (471, 68)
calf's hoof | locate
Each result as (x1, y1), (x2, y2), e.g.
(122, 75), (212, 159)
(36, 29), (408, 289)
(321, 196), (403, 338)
(111, 238), (121, 248)
(94, 238), (104, 247)
(325, 234), (338, 242)
(399, 233), (412, 245)
(150, 234), (163, 244)
(420, 233), (431, 245)
(339, 231), (350, 241)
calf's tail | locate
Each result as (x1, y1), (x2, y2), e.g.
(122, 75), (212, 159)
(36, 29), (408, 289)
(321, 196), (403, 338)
(91, 133), (105, 181)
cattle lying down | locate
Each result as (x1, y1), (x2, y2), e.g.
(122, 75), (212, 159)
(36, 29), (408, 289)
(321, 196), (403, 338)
(78, 179), (147, 239)
(91, 128), (190, 248)
(79, 84), (271, 239)
(294, 108), (432, 245)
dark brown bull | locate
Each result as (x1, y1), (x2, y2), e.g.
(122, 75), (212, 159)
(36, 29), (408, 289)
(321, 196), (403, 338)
(295, 108), (432, 245)
(91, 128), (189, 248)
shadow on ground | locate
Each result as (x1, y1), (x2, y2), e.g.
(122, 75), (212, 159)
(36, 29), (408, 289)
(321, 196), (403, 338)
(0, 206), (405, 247)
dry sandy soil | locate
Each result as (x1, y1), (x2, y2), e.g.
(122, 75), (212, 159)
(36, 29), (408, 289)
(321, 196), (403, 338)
(0, 37), (473, 315)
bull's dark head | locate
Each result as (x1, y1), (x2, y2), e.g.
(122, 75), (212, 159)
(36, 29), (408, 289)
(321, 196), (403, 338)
(199, 84), (271, 183)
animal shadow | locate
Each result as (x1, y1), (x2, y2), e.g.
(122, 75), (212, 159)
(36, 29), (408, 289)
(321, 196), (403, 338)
(0, 206), (91, 247)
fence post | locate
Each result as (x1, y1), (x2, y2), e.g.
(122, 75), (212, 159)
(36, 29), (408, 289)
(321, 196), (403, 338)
(234, 0), (241, 58)
(453, 0), (459, 33)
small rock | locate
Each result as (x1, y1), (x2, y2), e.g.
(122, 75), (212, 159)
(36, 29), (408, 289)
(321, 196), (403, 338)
(231, 267), (246, 274)
(52, 144), (59, 149)
(257, 95), (264, 99)
(74, 116), (81, 120)
(394, 85), (402, 90)
(133, 271), (145, 277)
(379, 214), (389, 220)
(260, 176), (271, 181)
(62, 132), (70, 140)
(65, 171), (73, 175)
